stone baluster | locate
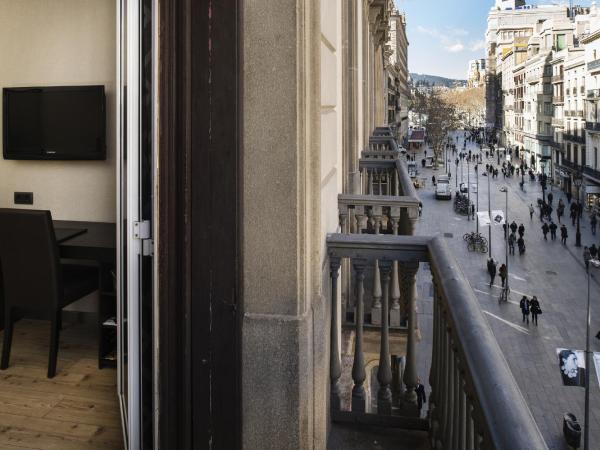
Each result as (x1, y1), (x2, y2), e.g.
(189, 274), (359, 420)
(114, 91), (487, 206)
(339, 207), (350, 315)
(400, 262), (419, 414)
(368, 169), (374, 195)
(329, 257), (342, 411)
(452, 353), (460, 450)
(394, 170), (400, 196)
(439, 321), (449, 446)
(445, 342), (455, 448)
(377, 168), (383, 195)
(371, 260), (382, 325)
(355, 205), (366, 234)
(389, 210), (401, 327)
(352, 259), (367, 412)
(458, 378), (467, 450)
(377, 260), (393, 415)
(429, 283), (440, 418)
(466, 401), (474, 450)
(372, 205), (383, 234)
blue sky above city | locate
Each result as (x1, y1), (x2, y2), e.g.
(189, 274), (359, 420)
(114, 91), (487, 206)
(395, 0), (593, 80)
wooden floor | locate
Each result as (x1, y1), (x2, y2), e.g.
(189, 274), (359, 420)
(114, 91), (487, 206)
(0, 319), (124, 450)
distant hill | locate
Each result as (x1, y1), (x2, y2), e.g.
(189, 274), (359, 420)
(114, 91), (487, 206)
(410, 73), (467, 88)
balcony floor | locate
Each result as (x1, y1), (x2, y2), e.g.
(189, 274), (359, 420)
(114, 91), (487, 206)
(328, 423), (431, 450)
(0, 319), (123, 450)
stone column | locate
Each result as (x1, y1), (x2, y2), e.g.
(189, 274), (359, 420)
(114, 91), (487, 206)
(389, 209), (402, 327)
(400, 261), (419, 415)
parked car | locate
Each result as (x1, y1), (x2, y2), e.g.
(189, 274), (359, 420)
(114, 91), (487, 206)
(435, 176), (451, 200)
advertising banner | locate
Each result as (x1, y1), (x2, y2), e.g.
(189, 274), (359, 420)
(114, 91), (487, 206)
(557, 348), (586, 387)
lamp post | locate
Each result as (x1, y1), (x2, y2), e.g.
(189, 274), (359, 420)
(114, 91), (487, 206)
(455, 158), (459, 188)
(585, 259), (600, 450)
(467, 159), (471, 221)
(541, 161), (547, 203)
(476, 164), (479, 233)
(488, 167), (492, 257)
(575, 172), (583, 247)
(499, 186), (509, 302)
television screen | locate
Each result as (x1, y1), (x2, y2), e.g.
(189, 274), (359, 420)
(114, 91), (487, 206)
(3, 85), (106, 160)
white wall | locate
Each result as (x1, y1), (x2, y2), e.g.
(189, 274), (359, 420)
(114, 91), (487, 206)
(0, 0), (116, 222)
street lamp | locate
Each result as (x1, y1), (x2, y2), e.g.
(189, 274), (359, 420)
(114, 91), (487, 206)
(455, 158), (459, 188)
(541, 161), (547, 203)
(584, 259), (600, 450)
(488, 166), (492, 257)
(575, 172), (583, 247)
(476, 164), (479, 234)
(499, 186), (509, 303)
(467, 159), (471, 221)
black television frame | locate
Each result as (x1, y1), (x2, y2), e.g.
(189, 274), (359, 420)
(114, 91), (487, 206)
(2, 85), (107, 161)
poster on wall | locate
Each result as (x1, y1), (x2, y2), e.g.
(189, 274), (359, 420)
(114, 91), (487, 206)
(557, 348), (586, 387)
(477, 211), (491, 228)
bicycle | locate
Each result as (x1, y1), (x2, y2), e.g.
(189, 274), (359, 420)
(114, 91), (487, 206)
(498, 285), (511, 304)
(464, 232), (488, 253)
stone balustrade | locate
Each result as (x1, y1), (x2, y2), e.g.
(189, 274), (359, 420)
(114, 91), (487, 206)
(327, 233), (548, 450)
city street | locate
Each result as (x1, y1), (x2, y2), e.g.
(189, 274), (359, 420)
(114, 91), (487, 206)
(415, 131), (600, 450)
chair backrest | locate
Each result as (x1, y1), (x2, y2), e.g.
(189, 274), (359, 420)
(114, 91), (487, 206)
(0, 209), (61, 314)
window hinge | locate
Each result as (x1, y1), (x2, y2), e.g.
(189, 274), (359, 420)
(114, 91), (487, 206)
(133, 220), (151, 239)
(142, 239), (154, 257)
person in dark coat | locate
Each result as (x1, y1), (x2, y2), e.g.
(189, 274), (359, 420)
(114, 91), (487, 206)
(415, 378), (427, 416)
(591, 244), (598, 259)
(508, 232), (516, 254)
(547, 192), (553, 205)
(549, 221), (558, 241)
(541, 223), (549, 240)
(518, 223), (525, 238)
(487, 258), (497, 287)
(591, 214), (597, 235)
(520, 296), (530, 325)
(530, 296), (541, 326)
(510, 221), (518, 234)
(499, 263), (507, 287)
(561, 224), (568, 245)
(517, 236), (525, 254)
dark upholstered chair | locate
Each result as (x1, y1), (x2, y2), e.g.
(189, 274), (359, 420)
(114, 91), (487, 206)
(0, 209), (98, 378)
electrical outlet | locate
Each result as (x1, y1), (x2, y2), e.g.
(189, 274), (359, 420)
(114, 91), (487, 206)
(14, 192), (33, 205)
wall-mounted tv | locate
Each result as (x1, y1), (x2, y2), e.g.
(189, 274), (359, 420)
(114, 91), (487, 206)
(3, 85), (106, 160)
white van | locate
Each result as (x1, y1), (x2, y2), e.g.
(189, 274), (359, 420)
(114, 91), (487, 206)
(435, 175), (451, 200)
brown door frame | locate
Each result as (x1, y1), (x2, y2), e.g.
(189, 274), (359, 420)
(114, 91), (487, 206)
(157, 0), (241, 448)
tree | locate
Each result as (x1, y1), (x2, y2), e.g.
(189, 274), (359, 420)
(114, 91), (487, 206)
(411, 89), (458, 170)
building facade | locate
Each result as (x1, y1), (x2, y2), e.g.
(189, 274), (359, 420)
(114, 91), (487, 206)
(387, 10), (410, 143)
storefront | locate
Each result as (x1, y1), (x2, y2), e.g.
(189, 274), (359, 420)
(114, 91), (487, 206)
(585, 184), (600, 213)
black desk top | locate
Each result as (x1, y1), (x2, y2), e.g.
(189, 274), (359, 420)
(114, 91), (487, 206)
(54, 220), (116, 264)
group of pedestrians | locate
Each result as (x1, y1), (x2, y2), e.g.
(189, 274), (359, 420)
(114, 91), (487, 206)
(519, 295), (542, 326)
(504, 220), (526, 255)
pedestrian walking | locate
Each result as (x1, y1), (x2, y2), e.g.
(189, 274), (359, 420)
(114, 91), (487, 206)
(503, 223), (508, 239)
(591, 214), (597, 235)
(432, 175), (436, 186)
(547, 192), (553, 205)
(549, 221), (558, 240)
(471, 203), (475, 220)
(510, 221), (518, 235)
(517, 236), (526, 255)
(557, 203), (564, 223)
(415, 378), (426, 417)
(591, 243), (598, 259)
(508, 232), (516, 254)
(487, 258), (497, 287)
(520, 296), (530, 325)
(561, 224), (568, 245)
(584, 246), (591, 272)
(571, 209), (577, 226)
(499, 263), (507, 287)
(530, 296), (541, 326)
(529, 204), (534, 220)
(418, 201), (423, 217)
(541, 223), (549, 240)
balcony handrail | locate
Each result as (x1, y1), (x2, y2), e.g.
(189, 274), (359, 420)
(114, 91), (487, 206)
(327, 233), (548, 450)
(338, 194), (420, 218)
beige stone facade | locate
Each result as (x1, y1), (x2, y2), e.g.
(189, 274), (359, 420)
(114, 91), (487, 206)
(241, 1), (400, 448)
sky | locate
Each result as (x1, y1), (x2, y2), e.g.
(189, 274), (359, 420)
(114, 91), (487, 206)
(395, 0), (593, 80)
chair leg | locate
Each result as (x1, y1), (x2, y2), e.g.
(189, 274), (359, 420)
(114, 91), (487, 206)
(48, 311), (61, 378)
(1, 309), (14, 370)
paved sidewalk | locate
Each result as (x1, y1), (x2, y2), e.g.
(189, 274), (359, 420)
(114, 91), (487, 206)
(413, 132), (600, 450)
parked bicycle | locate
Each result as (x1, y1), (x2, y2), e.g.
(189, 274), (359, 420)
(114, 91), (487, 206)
(463, 231), (488, 253)
(454, 193), (472, 216)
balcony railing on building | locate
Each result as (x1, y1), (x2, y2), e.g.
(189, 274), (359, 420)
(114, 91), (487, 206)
(328, 233), (548, 450)
(553, 95), (564, 104)
(563, 133), (585, 144)
(586, 121), (600, 133)
(587, 89), (600, 99)
(551, 74), (563, 83)
(551, 117), (564, 127)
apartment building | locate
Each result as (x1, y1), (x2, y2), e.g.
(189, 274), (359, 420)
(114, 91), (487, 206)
(583, 17), (600, 212)
(387, 10), (410, 143)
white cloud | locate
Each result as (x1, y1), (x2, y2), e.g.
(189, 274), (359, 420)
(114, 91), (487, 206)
(446, 43), (465, 53)
(418, 25), (466, 53)
(470, 39), (486, 51)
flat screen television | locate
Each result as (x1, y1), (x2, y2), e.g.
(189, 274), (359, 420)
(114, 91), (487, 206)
(3, 85), (106, 160)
